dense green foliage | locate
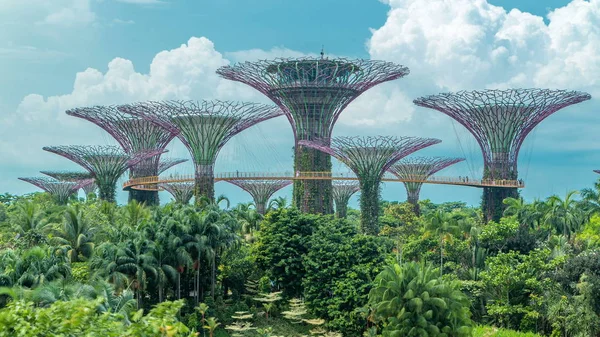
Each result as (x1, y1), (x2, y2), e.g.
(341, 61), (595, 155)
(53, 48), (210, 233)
(1, 178), (600, 336)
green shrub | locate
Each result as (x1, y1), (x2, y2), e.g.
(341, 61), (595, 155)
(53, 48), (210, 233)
(368, 261), (472, 337)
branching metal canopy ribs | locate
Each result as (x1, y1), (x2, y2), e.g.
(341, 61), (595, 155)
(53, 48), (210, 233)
(413, 89), (591, 178)
(227, 179), (292, 214)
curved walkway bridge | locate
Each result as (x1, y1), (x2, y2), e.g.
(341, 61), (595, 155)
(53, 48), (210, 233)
(123, 172), (525, 191)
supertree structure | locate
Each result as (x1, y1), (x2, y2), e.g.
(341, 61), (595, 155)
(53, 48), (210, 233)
(300, 136), (441, 235)
(594, 170), (600, 175)
(217, 57), (410, 214)
(414, 89), (591, 222)
(40, 170), (97, 197)
(388, 157), (464, 215)
(119, 100), (282, 204)
(160, 182), (195, 205)
(19, 177), (92, 205)
(43, 145), (163, 202)
(66, 106), (179, 205)
(332, 181), (360, 218)
(158, 158), (188, 175)
(227, 180), (292, 214)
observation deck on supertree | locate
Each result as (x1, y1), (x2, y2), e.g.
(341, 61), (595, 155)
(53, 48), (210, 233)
(18, 177), (92, 205)
(161, 182), (195, 205)
(414, 88), (591, 222)
(66, 106), (179, 206)
(227, 180), (292, 214)
(43, 145), (163, 202)
(300, 136), (440, 235)
(388, 157), (464, 215)
(119, 100), (282, 204)
(217, 56), (410, 215)
(40, 170), (97, 196)
(332, 181), (360, 219)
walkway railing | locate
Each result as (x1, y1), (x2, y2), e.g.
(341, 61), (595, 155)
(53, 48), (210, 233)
(123, 171), (524, 190)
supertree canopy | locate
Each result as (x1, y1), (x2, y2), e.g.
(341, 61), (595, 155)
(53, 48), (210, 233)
(119, 100), (282, 204)
(160, 182), (195, 205)
(414, 88), (591, 222)
(300, 136), (441, 235)
(43, 145), (162, 202)
(388, 157), (464, 215)
(19, 177), (92, 205)
(217, 57), (410, 215)
(66, 106), (179, 205)
(158, 158), (188, 175)
(40, 170), (96, 197)
(594, 170), (600, 175)
(332, 181), (360, 219)
(227, 180), (292, 214)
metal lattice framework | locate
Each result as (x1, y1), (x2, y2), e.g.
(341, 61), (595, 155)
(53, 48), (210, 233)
(19, 177), (92, 205)
(414, 88), (591, 221)
(217, 57), (410, 215)
(43, 145), (163, 202)
(227, 180), (292, 214)
(119, 100), (282, 203)
(388, 157), (464, 215)
(66, 106), (179, 205)
(160, 182), (195, 205)
(332, 181), (360, 218)
(299, 136), (441, 234)
(40, 170), (96, 197)
(158, 158), (188, 175)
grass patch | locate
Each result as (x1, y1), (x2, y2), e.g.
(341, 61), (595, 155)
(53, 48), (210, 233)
(474, 326), (542, 337)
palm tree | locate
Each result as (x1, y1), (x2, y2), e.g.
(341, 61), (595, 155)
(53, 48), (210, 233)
(8, 201), (53, 245)
(234, 203), (263, 238)
(368, 261), (472, 336)
(267, 197), (288, 212)
(122, 200), (151, 231)
(89, 242), (130, 292)
(425, 210), (460, 276)
(503, 197), (546, 229)
(51, 205), (96, 262)
(117, 234), (158, 308)
(15, 246), (70, 288)
(581, 180), (600, 216)
(544, 191), (585, 240)
(203, 317), (220, 337)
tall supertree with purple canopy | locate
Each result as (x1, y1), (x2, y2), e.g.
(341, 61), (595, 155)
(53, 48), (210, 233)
(414, 89), (591, 222)
(388, 157), (464, 215)
(161, 182), (195, 205)
(66, 106), (179, 205)
(227, 180), (292, 214)
(120, 100), (282, 204)
(19, 177), (93, 205)
(43, 145), (163, 202)
(217, 57), (410, 215)
(40, 171), (97, 196)
(332, 181), (360, 218)
(300, 136), (440, 234)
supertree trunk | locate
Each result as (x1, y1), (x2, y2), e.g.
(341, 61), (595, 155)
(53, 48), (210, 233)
(195, 164), (215, 204)
(128, 189), (159, 206)
(335, 198), (349, 218)
(255, 202), (266, 215)
(98, 182), (117, 203)
(482, 166), (518, 222)
(293, 144), (333, 214)
(360, 181), (381, 235)
(406, 190), (421, 216)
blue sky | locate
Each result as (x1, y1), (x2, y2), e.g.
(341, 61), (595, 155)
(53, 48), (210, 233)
(1, 0), (598, 208)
